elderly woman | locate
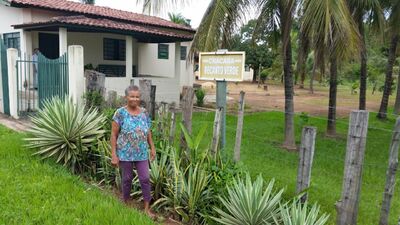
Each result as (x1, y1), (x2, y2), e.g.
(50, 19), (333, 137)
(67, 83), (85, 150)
(111, 85), (156, 218)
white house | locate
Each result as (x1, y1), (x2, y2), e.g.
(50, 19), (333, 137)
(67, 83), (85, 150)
(0, 0), (195, 107)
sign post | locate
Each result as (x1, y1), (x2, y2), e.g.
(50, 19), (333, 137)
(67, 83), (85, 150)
(199, 51), (245, 150)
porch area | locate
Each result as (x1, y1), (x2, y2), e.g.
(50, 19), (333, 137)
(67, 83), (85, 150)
(12, 15), (195, 103)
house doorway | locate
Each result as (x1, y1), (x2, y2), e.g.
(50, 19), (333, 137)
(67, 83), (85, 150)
(39, 33), (59, 59)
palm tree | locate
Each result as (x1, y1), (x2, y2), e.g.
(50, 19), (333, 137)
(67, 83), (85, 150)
(378, 0), (400, 119)
(80, 0), (95, 4)
(140, 0), (358, 144)
(168, 12), (191, 27)
(301, 0), (360, 136)
(347, 0), (383, 110)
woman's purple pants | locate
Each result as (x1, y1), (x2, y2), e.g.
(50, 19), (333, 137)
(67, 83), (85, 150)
(119, 160), (152, 202)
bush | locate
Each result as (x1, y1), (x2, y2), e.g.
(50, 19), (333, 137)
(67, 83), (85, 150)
(260, 69), (269, 83)
(195, 88), (206, 107)
(25, 96), (106, 173)
(84, 90), (105, 110)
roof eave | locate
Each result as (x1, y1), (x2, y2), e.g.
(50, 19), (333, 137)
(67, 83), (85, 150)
(10, 1), (196, 34)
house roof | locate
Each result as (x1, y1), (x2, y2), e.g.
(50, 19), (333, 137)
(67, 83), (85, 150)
(13, 15), (194, 43)
(9, 0), (195, 33)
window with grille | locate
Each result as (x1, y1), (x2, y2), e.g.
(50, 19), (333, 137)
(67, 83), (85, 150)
(103, 38), (126, 61)
(158, 44), (169, 59)
(3, 32), (20, 50)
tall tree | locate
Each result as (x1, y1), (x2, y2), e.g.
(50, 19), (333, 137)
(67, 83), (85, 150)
(168, 12), (191, 27)
(347, 0), (383, 110)
(378, 0), (400, 119)
(302, 0), (360, 136)
(80, 0), (95, 4)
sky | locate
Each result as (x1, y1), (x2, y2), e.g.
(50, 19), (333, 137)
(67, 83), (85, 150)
(73, 0), (212, 28)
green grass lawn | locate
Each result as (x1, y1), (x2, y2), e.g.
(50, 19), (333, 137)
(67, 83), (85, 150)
(0, 126), (155, 225)
(188, 110), (400, 225)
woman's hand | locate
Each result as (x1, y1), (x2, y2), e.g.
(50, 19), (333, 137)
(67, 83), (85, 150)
(150, 148), (156, 161)
(111, 153), (119, 167)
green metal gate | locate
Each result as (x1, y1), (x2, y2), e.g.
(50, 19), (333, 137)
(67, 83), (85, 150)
(0, 37), (10, 115)
(16, 52), (68, 116)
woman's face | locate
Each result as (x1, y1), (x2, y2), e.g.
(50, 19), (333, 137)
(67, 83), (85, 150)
(126, 90), (141, 108)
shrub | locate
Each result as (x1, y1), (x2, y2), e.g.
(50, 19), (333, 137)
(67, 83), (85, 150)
(195, 88), (206, 107)
(260, 69), (269, 83)
(212, 174), (283, 225)
(84, 90), (105, 110)
(25, 96), (106, 173)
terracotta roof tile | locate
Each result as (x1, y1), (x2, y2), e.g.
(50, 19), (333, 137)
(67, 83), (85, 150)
(10, 0), (195, 32)
(13, 15), (194, 40)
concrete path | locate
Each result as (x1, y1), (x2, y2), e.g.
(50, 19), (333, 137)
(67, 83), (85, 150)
(0, 113), (30, 132)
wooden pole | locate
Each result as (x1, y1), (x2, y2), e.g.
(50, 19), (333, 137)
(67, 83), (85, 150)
(234, 91), (245, 162)
(336, 110), (369, 225)
(139, 79), (151, 110)
(211, 107), (223, 156)
(150, 85), (156, 120)
(180, 86), (194, 149)
(296, 126), (317, 203)
(169, 109), (176, 144)
(379, 117), (400, 225)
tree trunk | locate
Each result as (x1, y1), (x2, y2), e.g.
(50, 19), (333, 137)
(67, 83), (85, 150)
(378, 35), (399, 119)
(359, 24), (367, 110)
(310, 58), (317, 94)
(297, 33), (309, 89)
(327, 57), (338, 136)
(283, 35), (296, 149)
(393, 67), (400, 114)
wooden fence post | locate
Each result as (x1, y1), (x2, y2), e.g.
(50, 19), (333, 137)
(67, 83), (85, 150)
(139, 79), (151, 111)
(211, 107), (223, 156)
(336, 110), (369, 225)
(169, 109), (176, 144)
(150, 85), (156, 119)
(379, 117), (400, 225)
(234, 91), (245, 162)
(296, 126), (317, 203)
(180, 86), (194, 149)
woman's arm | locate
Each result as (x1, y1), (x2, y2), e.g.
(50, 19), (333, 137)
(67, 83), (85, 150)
(147, 130), (156, 161)
(110, 121), (120, 166)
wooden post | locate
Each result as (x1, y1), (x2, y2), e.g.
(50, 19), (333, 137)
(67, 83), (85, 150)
(150, 85), (156, 119)
(379, 117), (400, 225)
(336, 110), (369, 225)
(169, 109), (176, 144)
(296, 126), (317, 203)
(139, 79), (151, 110)
(234, 91), (245, 162)
(211, 107), (223, 156)
(216, 80), (227, 149)
(180, 86), (194, 149)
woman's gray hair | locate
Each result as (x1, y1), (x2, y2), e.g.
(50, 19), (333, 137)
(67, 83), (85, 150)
(125, 85), (140, 96)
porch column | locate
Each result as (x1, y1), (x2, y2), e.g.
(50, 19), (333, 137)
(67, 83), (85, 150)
(126, 35), (133, 78)
(59, 27), (68, 56)
(68, 45), (85, 104)
(7, 48), (18, 119)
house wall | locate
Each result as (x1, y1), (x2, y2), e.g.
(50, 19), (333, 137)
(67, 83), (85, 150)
(243, 68), (254, 82)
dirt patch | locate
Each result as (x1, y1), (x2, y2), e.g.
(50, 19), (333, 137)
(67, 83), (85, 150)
(197, 81), (391, 117)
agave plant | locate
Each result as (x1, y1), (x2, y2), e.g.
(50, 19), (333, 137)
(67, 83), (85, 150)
(96, 138), (120, 187)
(279, 200), (329, 225)
(25, 96), (106, 173)
(149, 144), (173, 200)
(212, 174), (283, 225)
(153, 158), (212, 224)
